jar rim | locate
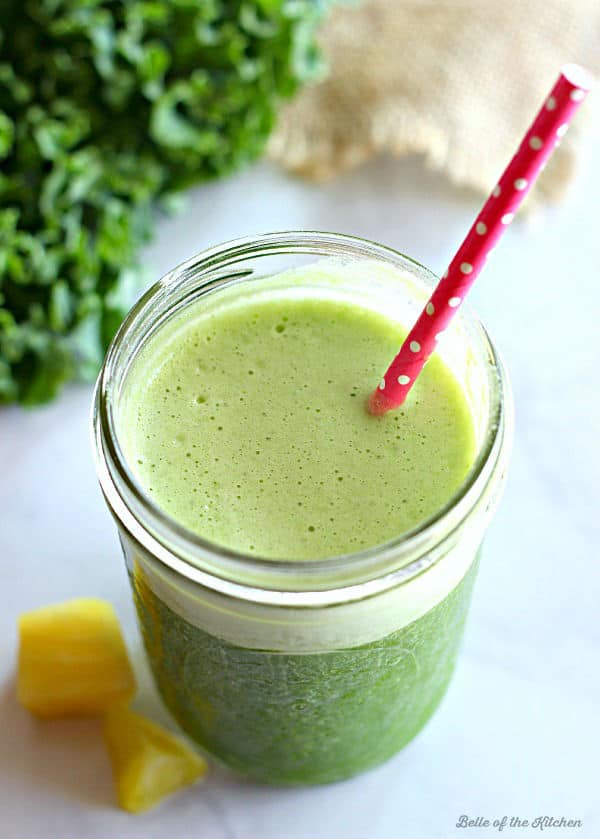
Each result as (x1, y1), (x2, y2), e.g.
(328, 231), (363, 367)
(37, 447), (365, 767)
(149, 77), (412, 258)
(92, 230), (511, 607)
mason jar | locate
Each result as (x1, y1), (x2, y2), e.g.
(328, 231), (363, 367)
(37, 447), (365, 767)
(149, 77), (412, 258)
(92, 231), (512, 785)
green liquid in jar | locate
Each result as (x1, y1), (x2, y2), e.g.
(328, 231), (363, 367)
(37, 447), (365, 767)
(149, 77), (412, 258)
(120, 276), (479, 783)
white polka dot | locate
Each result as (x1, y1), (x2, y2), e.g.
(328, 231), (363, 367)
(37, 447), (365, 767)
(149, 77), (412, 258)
(529, 136), (543, 150)
(514, 178), (528, 191)
(448, 297), (461, 308)
(501, 212), (514, 225)
(556, 124), (569, 137)
(397, 375), (411, 386)
(475, 222), (487, 235)
(492, 185), (501, 197)
(460, 262), (473, 274)
(378, 378), (385, 390)
(570, 89), (585, 102)
(546, 96), (557, 110)
(409, 341), (421, 353)
(426, 302), (435, 315)
(442, 269), (449, 278)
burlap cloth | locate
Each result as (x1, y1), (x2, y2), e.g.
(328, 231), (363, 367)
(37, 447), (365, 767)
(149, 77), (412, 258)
(269, 0), (599, 202)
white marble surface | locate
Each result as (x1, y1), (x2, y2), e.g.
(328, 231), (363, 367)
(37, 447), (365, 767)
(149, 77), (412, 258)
(1, 132), (599, 839)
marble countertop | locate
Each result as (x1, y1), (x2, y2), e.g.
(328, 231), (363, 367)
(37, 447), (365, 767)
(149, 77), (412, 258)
(1, 132), (599, 839)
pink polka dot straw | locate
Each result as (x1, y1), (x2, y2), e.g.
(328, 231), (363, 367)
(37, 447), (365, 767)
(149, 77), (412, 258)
(369, 64), (594, 416)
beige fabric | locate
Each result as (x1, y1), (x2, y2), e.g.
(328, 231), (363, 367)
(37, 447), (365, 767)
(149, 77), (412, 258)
(269, 0), (599, 201)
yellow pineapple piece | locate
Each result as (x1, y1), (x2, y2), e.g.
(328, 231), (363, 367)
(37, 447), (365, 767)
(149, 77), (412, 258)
(103, 706), (207, 813)
(17, 598), (136, 718)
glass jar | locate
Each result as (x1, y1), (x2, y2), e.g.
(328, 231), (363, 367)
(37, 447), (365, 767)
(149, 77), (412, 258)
(92, 232), (512, 785)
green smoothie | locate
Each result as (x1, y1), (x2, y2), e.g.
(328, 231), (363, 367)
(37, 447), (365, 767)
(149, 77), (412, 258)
(118, 271), (480, 784)
(121, 295), (475, 557)
(131, 558), (479, 784)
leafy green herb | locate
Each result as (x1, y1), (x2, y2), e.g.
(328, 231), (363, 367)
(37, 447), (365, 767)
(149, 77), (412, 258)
(0, 0), (329, 404)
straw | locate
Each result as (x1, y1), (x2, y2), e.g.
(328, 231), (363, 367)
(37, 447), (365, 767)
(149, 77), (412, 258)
(369, 63), (594, 416)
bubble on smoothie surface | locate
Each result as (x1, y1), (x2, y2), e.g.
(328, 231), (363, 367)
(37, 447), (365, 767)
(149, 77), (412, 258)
(119, 294), (476, 560)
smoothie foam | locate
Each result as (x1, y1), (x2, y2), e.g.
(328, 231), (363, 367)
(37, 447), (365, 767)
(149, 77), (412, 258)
(120, 282), (476, 561)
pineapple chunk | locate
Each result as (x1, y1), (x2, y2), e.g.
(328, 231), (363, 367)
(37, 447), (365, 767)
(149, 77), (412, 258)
(18, 598), (136, 718)
(103, 706), (207, 813)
